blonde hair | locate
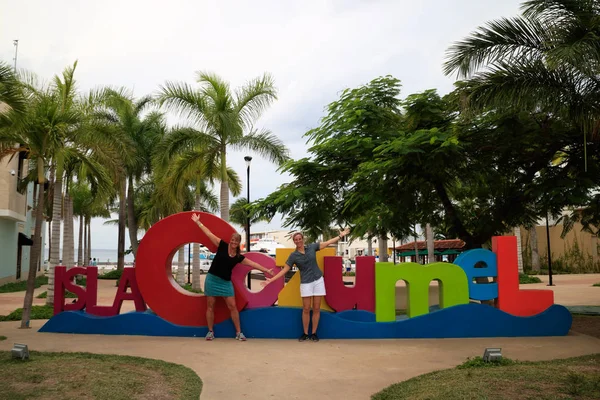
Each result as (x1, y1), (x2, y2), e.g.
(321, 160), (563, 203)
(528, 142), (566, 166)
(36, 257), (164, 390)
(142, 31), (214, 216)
(292, 232), (304, 241)
(230, 233), (242, 256)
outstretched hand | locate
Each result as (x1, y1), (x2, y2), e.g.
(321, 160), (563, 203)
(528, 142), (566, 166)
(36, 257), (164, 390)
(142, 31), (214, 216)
(265, 268), (276, 276)
(340, 227), (351, 237)
(261, 278), (272, 287)
(191, 213), (201, 224)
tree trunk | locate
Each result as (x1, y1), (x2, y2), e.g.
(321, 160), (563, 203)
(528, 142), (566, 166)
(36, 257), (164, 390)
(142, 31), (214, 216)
(21, 178), (45, 328)
(117, 176), (126, 271)
(414, 231), (420, 264)
(47, 216), (51, 265)
(529, 226), (541, 272)
(47, 166), (54, 261)
(86, 216), (91, 265)
(177, 247), (186, 285)
(127, 175), (139, 257)
(63, 192), (74, 269)
(47, 170), (63, 306)
(192, 194), (202, 291)
(378, 235), (388, 262)
(513, 227), (524, 273)
(219, 150), (229, 221)
(77, 213), (84, 266)
(426, 223), (434, 264)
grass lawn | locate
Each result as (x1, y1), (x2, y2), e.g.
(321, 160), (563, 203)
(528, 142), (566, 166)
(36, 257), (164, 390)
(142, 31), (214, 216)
(372, 354), (600, 400)
(0, 276), (48, 293)
(0, 351), (202, 400)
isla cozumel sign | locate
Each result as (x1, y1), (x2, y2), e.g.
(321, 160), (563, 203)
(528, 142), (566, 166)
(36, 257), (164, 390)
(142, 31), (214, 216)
(40, 212), (572, 339)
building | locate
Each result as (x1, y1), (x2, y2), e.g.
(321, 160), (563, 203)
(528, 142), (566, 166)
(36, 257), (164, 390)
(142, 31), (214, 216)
(0, 148), (45, 284)
(394, 239), (465, 264)
(245, 229), (384, 260)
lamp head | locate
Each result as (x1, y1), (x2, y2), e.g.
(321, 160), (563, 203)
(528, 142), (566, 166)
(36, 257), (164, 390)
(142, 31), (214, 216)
(244, 156), (252, 167)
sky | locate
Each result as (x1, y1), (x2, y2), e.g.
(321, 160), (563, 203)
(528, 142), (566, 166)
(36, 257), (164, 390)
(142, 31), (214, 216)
(1, 0), (524, 249)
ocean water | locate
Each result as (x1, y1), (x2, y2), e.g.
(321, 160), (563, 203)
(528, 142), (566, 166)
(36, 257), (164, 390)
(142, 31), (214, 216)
(44, 248), (137, 264)
(43, 245), (203, 265)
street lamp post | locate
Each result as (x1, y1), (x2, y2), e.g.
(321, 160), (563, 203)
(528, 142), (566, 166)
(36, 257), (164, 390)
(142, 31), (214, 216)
(244, 156), (252, 289)
(545, 213), (554, 286)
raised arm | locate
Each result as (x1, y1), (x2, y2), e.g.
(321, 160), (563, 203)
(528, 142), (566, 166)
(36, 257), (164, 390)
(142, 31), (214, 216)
(241, 258), (276, 276)
(319, 227), (351, 250)
(262, 264), (291, 287)
(191, 213), (220, 247)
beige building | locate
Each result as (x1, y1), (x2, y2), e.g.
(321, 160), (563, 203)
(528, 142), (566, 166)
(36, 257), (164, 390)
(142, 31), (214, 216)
(0, 148), (44, 284)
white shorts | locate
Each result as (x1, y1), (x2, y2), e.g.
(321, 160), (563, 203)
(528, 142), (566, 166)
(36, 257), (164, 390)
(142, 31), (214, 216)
(300, 277), (326, 297)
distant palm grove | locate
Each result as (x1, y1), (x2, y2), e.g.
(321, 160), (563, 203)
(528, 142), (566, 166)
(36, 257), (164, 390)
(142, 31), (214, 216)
(1, 0), (599, 328)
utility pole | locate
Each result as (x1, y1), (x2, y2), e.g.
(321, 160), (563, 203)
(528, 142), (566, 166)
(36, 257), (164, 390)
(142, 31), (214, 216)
(13, 40), (19, 72)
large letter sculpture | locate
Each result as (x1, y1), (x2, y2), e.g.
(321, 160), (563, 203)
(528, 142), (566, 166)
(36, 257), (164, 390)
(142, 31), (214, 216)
(135, 212), (248, 326)
(375, 262), (469, 322)
(324, 256), (375, 312)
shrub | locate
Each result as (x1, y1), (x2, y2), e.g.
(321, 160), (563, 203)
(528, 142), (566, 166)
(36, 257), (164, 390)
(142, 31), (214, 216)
(98, 269), (122, 280)
(0, 275), (48, 293)
(36, 291), (78, 299)
(0, 305), (54, 321)
(519, 274), (542, 284)
(181, 283), (203, 294)
(457, 356), (517, 369)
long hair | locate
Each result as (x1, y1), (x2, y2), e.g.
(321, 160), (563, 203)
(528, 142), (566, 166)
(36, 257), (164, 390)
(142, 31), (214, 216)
(230, 233), (242, 256)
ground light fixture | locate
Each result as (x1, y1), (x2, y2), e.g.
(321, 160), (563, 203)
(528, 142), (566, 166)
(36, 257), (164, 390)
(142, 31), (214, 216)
(11, 343), (30, 360)
(482, 347), (502, 362)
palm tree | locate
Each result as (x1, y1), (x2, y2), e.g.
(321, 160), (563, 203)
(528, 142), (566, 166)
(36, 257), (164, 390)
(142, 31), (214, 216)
(229, 197), (270, 245)
(157, 71), (289, 221)
(444, 0), (600, 170)
(97, 90), (165, 261)
(0, 70), (64, 327)
(0, 62), (25, 120)
(153, 156), (223, 290)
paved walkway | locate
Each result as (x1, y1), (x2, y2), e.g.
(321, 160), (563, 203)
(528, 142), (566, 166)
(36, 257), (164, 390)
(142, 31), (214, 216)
(1, 273), (600, 399)
(1, 321), (599, 400)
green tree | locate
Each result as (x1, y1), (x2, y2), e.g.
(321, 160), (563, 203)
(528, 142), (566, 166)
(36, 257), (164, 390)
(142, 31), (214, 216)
(444, 0), (600, 171)
(254, 76), (407, 244)
(157, 71), (289, 221)
(97, 89), (166, 262)
(229, 197), (270, 241)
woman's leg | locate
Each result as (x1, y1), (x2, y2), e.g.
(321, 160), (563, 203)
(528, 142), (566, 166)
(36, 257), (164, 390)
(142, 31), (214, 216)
(225, 296), (241, 334)
(302, 296), (312, 335)
(311, 296), (322, 334)
(206, 296), (216, 332)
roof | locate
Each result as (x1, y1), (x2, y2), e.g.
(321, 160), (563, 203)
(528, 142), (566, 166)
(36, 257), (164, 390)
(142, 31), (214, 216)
(395, 239), (465, 251)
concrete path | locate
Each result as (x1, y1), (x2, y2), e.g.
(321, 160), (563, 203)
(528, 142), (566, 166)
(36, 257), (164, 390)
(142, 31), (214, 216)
(1, 321), (599, 400)
(1, 273), (600, 399)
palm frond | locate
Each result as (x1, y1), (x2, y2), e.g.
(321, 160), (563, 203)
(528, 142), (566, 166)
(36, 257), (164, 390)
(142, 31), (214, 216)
(235, 72), (278, 130)
(444, 16), (547, 78)
(156, 81), (209, 131)
(232, 128), (290, 165)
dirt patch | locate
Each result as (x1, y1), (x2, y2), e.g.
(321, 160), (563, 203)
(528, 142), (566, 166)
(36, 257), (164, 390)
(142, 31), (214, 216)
(571, 315), (600, 338)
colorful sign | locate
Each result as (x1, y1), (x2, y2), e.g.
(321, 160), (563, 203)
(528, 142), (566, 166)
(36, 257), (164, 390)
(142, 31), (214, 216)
(40, 212), (572, 339)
